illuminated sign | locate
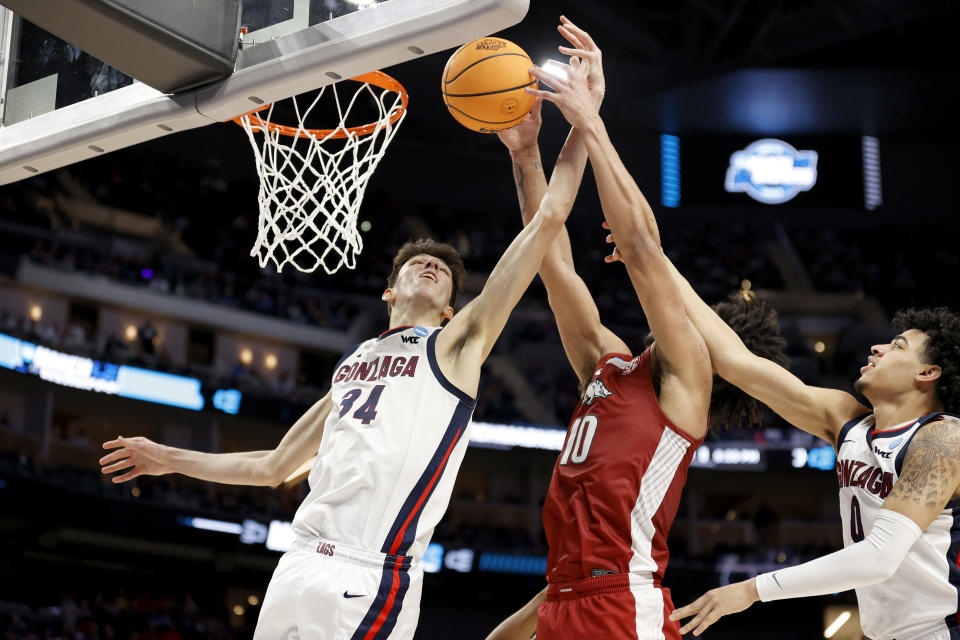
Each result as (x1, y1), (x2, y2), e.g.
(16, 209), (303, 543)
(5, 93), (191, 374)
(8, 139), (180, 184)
(791, 445), (836, 470)
(691, 444), (764, 470)
(478, 552), (548, 576)
(469, 421), (566, 451)
(213, 389), (242, 415)
(444, 548), (475, 573)
(0, 331), (204, 410)
(725, 139), (818, 204)
(264, 520), (294, 552)
(422, 543), (445, 573)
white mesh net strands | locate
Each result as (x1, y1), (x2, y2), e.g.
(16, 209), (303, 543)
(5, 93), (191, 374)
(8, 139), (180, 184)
(236, 72), (408, 274)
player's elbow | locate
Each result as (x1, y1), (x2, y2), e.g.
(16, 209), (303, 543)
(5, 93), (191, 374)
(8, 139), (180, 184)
(536, 196), (573, 228)
(857, 548), (900, 585)
(259, 453), (286, 488)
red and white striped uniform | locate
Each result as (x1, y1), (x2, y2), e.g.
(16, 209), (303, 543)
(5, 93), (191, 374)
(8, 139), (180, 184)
(538, 349), (703, 640)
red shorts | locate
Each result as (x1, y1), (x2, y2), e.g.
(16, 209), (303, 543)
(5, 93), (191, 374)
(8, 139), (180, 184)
(536, 574), (681, 640)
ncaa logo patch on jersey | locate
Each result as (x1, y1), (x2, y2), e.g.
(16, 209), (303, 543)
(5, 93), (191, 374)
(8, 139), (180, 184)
(583, 379), (613, 406)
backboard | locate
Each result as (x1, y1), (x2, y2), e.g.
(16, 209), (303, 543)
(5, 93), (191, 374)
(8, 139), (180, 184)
(0, 0), (528, 185)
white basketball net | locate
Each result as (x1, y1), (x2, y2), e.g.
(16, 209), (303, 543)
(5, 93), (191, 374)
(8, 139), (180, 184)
(238, 77), (407, 274)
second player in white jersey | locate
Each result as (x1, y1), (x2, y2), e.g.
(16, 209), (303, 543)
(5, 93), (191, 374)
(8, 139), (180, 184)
(836, 411), (960, 639)
(295, 325), (474, 558)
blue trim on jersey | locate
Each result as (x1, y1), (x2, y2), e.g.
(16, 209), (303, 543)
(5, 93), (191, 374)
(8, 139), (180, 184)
(349, 555), (412, 640)
(836, 412), (871, 452)
(944, 506), (960, 636)
(947, 615), (960, 639)
(894, 412), (958, 475)
(334, 343), (364, 371)
(425, 329), (476, 406)
(380, 400), (473, 556)
(372, 568), (410, 640)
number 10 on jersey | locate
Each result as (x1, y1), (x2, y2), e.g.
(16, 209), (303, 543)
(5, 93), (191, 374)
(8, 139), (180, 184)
(560, 415), (598, 465)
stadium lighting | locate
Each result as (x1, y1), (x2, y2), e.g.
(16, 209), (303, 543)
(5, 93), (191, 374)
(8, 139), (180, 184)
(540, 59), (569, 84)
(124, 325), (137, 341)
(824, 610), (851, 638)
(862, 136), (883, 210)
(28, 305), (42, 322)
(240, 348), (253, 366)
(660, 134), (680, 208)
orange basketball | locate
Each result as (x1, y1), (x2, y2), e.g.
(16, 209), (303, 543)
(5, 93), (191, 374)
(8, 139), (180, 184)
(441, 37), (538, 133)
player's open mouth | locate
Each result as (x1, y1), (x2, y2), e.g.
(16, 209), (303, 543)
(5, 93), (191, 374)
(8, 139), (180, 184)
(420, 273), (437, 282)
(860, 357), (876, 373)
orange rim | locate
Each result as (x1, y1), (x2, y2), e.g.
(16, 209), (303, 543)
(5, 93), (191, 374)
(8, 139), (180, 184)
(231, 71), (408, 140)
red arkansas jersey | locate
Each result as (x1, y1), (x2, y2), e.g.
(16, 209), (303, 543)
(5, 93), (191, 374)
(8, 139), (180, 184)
(542, 349), (704, 585)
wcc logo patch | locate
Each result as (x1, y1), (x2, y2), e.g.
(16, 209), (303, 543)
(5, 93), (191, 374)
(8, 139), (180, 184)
(583, 379), (613, 406)
(724, 138), (818, 204)
(475, 38), (507, 51)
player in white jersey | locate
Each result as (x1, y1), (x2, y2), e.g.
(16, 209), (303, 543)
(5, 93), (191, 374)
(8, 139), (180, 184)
(96, 80), (601, 639)
(650, 292), (960, 637)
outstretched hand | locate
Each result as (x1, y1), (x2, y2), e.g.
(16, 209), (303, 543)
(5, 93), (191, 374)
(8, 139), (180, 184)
(557, 15), (605, 110)
(669, 579), (759, 636)
(527, 16), (604, 130)
(500, 16), (604, 144)
(497, 97), (543, 153)
(527, 56), (596, 130)
(99, 435), (170, 483)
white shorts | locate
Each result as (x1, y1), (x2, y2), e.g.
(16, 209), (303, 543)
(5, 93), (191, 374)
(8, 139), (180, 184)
(254, 535), (423, 640)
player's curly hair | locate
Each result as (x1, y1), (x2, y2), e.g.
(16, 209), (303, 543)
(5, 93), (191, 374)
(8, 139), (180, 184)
(708, 291), (789, 431)
(387, 238), (465, 309)
(892, 307), (960, 414)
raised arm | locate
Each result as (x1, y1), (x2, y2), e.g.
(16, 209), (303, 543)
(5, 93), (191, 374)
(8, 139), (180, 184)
(671, 416), (960, 636)
(663, 257), (867, 445)
(99, 391), (332, 488)
(498, 19), (626, 386)
(531, 53), (711, 432)
(435, 57), (594, 392)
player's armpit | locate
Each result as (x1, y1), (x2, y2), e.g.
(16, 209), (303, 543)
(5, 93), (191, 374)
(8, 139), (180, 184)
(883, 416), (960, 530)
(261, 391), (333, 486)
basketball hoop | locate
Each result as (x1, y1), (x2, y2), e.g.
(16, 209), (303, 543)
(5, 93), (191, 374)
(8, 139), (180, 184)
(233, 71), (408, 274)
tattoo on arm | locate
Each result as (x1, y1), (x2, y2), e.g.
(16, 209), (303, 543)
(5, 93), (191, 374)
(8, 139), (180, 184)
(511, 160), (543, 215)
(891, 417), (960, 508)
(512, 161), (526, 214)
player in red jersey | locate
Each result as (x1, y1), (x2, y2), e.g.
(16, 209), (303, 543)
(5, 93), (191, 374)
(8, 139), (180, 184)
(486, 17), (787, 640)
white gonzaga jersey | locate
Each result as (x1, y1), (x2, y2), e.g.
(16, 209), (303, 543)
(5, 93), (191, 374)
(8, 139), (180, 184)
(292, 325), (475, 559)
(836, 411), (960, 639)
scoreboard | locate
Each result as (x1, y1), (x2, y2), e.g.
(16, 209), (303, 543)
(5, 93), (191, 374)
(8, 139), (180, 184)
(660, 134), (882, 210)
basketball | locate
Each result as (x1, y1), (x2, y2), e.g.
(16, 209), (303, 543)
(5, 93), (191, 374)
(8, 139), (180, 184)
(441, 37), (538, 133)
